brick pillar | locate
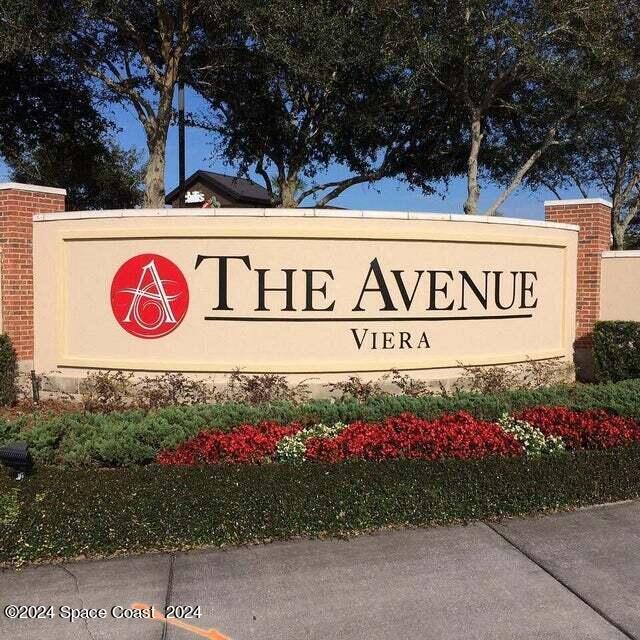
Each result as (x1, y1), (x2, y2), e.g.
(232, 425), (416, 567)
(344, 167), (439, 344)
(544, 198), (611, 379)
(0, 183), (66, 365)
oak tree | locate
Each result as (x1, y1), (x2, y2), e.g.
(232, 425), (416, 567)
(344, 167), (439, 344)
(522, 1), (640, 249)
(0, 48), (143, 209)
(398, 0), (615, 215)
(191, 0), (456, 207)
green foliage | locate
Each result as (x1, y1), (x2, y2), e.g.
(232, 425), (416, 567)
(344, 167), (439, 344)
(3, 447), (640, 564)
(3, 0), (214, 208)
(2, 380), (640, 467)
(0, 487), (20, 527)
(594, 321), (640, 382)
(0, 1), (66, 61)
(10, 134), (144, 211)
(625, 227), (640, 250)
(0, 334), (18, 406)
(3, 0), (634, 217)
(0, 54), (143, 210)
(193, 0), (432, 207)
(396, 0), (617, 215)
(518, 2), (640, 248)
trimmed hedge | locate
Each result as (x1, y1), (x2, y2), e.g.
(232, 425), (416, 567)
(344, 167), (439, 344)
(594, 321), (640, 382)
(0, 334), (17, 406)
(2, 447), (640, 565)
(4, 379), (640, 466)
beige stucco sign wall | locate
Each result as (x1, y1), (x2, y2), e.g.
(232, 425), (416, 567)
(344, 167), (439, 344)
(33, 209), (578, 383)
(600, 251), (640, 322)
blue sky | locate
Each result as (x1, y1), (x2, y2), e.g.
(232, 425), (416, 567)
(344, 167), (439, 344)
(2, 88), (592, 220)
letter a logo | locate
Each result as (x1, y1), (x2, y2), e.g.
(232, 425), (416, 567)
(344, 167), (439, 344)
(111, 254), (189, 338)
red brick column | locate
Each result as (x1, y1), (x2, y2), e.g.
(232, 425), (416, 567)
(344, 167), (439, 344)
(544, 198), (611, 378)
(0, 183), (66, 364)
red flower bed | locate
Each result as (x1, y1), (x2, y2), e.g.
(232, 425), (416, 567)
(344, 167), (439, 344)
(155, 408), (640, 466)
(514, 407), (640, 450)
(305, 412), (522, 463)
(156, 422), (300, 465)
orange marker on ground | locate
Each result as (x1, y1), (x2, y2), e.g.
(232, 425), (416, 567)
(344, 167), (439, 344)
(131, 602), (231, 640)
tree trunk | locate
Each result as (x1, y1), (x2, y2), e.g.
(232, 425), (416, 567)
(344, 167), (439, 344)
(612, 218), (626, 250)
(278, 178), (299, 208)
(464, 114), (483, 215)
(143, 129), (167, 209)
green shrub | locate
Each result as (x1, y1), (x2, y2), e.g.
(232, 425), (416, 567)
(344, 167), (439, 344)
(3, 380), (640, 467)
(594, 321), (640, 382)
(0, 334), (17, 406)
(2, 447), (640, 564)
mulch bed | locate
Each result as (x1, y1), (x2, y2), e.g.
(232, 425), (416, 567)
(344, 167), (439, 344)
(0, 399), (82, 422)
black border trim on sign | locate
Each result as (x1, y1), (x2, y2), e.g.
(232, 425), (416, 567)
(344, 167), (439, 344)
(203, 314), (534, 322)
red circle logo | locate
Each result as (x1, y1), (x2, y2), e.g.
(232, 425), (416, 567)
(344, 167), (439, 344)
(110, 254), (189, 339)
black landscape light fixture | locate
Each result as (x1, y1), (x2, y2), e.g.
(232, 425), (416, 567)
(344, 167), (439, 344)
(0, 441), (33, 480)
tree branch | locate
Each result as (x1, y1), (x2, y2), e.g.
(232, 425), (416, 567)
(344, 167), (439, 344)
(255, 156), (275, 203)
(622, 195), (640, 228)
(567, 169), (589, 198)
(299, 179), (350, 201)
(310, 172), (384, 208)
(62, 35), (156, 123)
(103, 15), (164, 89)
(540, 179), (562, 199)
(484, 127), (561, 216)
(618, 171), (640, 209)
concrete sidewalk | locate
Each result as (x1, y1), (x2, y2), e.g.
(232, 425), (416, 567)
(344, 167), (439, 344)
(2, 501), (640, 640)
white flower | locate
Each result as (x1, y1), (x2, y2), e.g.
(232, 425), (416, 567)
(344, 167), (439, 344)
(498, 414), (565, 456)
(276, 422), (347, 463)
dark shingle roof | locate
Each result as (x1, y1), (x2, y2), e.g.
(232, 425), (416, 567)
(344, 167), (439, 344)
(166, 169), (346, 208)
(165, 170), (271, 205)
(200, 171), (271, 203)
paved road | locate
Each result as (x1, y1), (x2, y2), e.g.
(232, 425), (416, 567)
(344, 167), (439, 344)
(2, 501), (640, 640)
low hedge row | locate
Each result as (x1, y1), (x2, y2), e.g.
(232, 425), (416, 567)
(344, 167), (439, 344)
(2, 447), (640, 565)
(3, 379), (640, 466)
